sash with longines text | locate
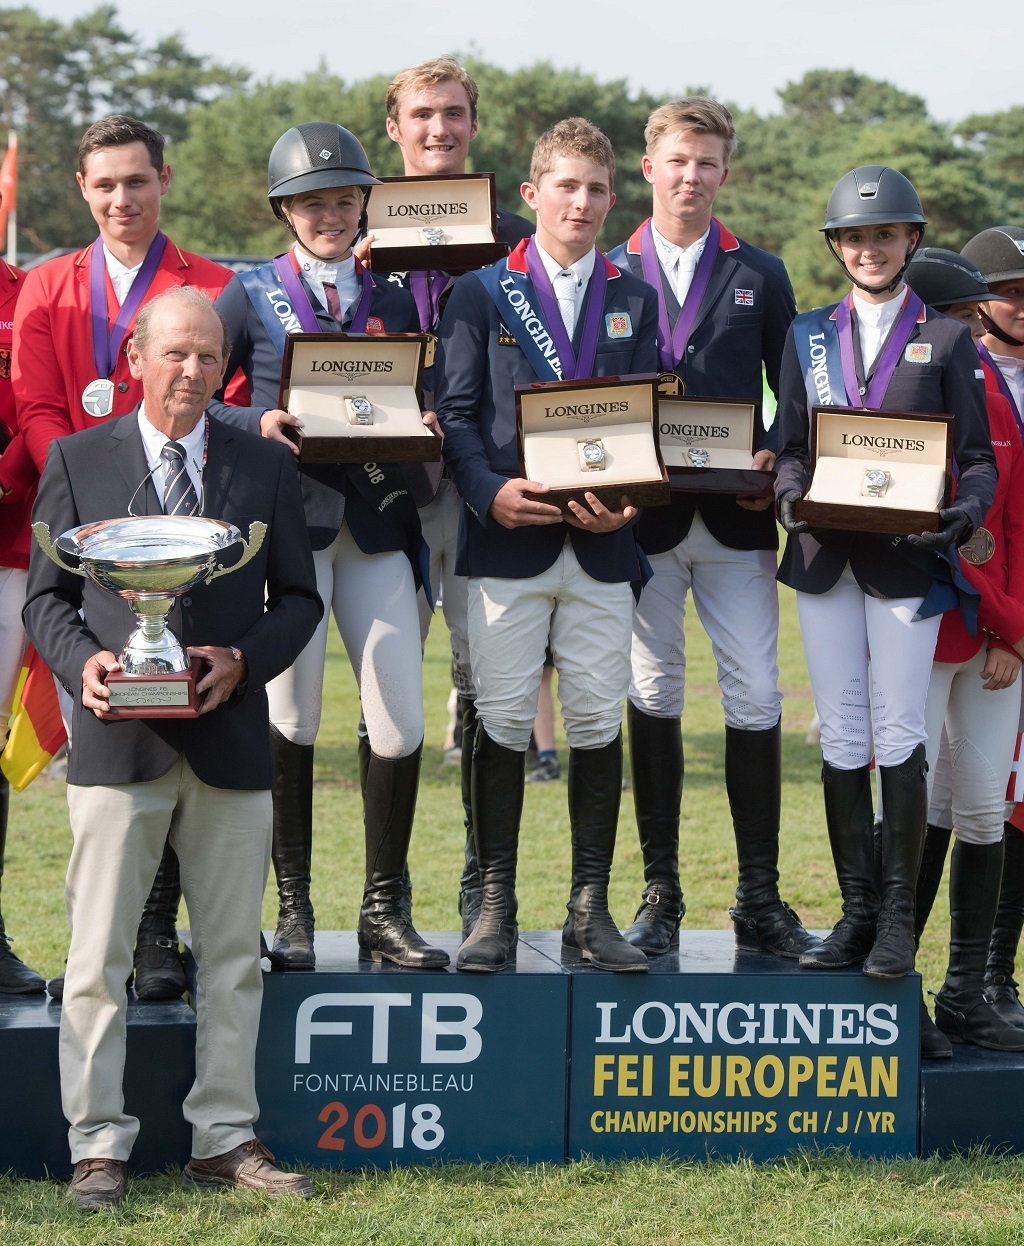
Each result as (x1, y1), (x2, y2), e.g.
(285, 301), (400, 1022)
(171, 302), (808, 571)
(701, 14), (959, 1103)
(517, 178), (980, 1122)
(474, 239), (608, 382)
(237, 257), (431, 605)
(793, 290), (976, 628)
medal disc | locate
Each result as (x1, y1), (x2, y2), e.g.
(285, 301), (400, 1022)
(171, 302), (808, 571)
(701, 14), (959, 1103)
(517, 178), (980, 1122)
(959, 526), (996, 566)
(82, 378), (115, 418)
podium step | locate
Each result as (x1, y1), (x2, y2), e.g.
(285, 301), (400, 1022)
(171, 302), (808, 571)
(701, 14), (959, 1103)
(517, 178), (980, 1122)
(922, 1044), (1024, 1156)
(0, 993), (195, 1178)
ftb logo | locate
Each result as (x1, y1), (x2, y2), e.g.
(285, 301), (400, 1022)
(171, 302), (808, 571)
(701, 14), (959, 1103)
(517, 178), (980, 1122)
(295, 992), (483, 1064)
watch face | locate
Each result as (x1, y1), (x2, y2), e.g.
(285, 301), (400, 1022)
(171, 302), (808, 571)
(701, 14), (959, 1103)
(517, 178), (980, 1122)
(865, 470), (888, 487)
(582, 442), (605, 464)
(351, 397), (373, 416)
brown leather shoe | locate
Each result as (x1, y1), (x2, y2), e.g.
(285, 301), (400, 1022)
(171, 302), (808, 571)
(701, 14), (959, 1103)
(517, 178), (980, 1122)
(182, 1139), (313, 1198)
(67, 1157), (127, 1211)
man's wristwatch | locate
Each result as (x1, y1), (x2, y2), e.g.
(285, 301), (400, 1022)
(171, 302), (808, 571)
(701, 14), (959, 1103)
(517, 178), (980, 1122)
(578, 437), (606, 472)
(862, 468), (891, 499)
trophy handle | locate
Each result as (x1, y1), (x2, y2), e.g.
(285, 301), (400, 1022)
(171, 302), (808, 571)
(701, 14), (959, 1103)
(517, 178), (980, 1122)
(209, 521), (267, 580)
(31, 522), (87, 577)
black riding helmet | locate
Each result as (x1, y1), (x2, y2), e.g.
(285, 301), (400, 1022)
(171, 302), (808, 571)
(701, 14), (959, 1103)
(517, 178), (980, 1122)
(905, 247), (1009, 311)
(268, 122), (379, 258)
(961, 227), (1024, 347)
(821, 166), (926, 294)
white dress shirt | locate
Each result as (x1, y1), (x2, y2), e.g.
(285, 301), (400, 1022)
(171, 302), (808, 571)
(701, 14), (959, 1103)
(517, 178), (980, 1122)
(651, 223), (710, 308)
(104, 248), (144, 307)
(534, 241), (597, 336)
(988, 349), (1024, 417)
(137, 408), (206, 510)
(292, 245), (360, 321)
(852, 286), (906, 376)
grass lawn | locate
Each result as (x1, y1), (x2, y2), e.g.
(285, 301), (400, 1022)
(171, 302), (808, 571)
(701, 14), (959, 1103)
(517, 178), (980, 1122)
(3, 579), (1023, 1243)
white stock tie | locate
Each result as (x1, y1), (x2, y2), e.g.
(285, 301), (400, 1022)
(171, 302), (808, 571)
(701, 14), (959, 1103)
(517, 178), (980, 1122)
(673, 249), (698, 306)
(553, 270), (577, 337)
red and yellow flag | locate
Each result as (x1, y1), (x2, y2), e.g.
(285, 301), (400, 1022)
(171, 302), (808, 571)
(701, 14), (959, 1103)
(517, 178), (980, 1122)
(1, 643), (67, 791)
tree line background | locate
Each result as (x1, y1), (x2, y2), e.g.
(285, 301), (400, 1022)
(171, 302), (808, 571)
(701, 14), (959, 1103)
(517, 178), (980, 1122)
(2, 3), (1022, 309)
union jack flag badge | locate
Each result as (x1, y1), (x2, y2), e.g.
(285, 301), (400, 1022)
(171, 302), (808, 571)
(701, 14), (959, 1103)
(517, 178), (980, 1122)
(734, 289), (755, 306)
(365, 316), (385, 334)
(606, 313), (632, 338)
(905, 343), (932, 364)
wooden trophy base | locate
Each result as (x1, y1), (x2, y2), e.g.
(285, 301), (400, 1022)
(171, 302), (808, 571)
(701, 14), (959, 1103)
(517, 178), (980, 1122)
(104, 656), (209, 718)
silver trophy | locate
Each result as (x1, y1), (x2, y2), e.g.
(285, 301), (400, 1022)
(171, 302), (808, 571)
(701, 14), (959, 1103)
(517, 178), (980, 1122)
(32, 515), (265, 715)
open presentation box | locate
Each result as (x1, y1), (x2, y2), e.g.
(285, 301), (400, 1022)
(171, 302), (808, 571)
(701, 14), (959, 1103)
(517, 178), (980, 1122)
(366, 173), (509, 273)
(278, 333), (441, 463)
(658, 394), (773, 496)
(794, 406), (952, 534)
(516, 374), (669, 515)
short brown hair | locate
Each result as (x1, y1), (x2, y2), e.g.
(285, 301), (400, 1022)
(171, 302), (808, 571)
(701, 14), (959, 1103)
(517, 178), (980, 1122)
(131, 287), (229, 361)
(529, 118), (615, 190)
(386, 57), (479, 123)
(645, 97), (737, 164)
(77, 115), (165, 175)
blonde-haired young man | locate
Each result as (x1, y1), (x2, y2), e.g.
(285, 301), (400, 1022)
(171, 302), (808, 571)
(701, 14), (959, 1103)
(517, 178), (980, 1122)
(608, 97), (812, 961)
(436, 118), (658, 975)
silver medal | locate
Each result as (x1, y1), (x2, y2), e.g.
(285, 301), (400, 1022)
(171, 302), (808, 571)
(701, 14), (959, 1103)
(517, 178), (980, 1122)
(82, 378), (115, 418)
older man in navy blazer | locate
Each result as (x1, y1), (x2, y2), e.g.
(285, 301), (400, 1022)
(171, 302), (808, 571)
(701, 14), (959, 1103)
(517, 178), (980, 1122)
(436, 118), (658, 976)
(23, 288), (322, 1210)
(608, 97), (817, 962)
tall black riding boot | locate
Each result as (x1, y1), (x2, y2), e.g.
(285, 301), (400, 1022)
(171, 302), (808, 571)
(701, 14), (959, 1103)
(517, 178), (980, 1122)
(863, 745), (927, 979)
(935, 839), (1024, 1050)
(915, 822), (953, 1058)
(269, 726), (316, 971)
(0, 770), (45, 994)
(456, 696), (483, 940)
(358, 743), (448, 968)
(133, 841), (187, 999)
(727, 721), (820, 959)
(457, 726), (524, 972)
(800, 761), (878, 969)
(359, 718), (413, 924)
(622, 702), (684, 954)
(563, 733), (648, 973)
(984, 823), (1024, 1030)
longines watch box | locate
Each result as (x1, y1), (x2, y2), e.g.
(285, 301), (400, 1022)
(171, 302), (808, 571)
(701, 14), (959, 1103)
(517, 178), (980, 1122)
(515, 374), (669, 514)
(278, 333), (441, 463)
(658, 394), (773, 496)
(365, 173), (509, 273)
(794, 406), (953, 534)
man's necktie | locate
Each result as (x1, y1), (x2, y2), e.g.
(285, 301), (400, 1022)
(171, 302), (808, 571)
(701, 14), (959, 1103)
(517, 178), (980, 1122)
(553, 270), (577, 337)
(161, 441), (199, 516)
(323, 281), (344, 324)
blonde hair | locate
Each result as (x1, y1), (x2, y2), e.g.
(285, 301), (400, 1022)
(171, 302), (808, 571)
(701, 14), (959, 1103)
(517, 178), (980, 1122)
(386, 57), (479, 123)
(529, 118), (615, 190)
(645, 97), (736, 164)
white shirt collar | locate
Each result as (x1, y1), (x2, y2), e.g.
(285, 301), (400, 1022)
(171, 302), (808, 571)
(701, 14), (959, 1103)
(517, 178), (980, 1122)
(852, 285), (906, 328)
(103, 246), (143, 306)
(137, 407), (206, 493)
(292, 245), (359, 316)
(533, 241), (597, 289)
(650, 222), (710, 266)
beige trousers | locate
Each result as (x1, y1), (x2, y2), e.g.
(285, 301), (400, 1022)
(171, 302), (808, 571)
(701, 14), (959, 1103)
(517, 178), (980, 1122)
(63, 756), (272, 1162)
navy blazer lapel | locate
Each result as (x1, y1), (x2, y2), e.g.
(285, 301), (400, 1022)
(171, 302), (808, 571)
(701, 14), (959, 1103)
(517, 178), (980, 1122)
(201, 417), (239, 517)
(691, 248), (739, 339)
(111, 412), (161, 515)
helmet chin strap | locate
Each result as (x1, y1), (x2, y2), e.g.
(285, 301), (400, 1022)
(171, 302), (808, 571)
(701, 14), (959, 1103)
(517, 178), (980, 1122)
(825, 234), (921, 296)
(979, 307), (1024, 348)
